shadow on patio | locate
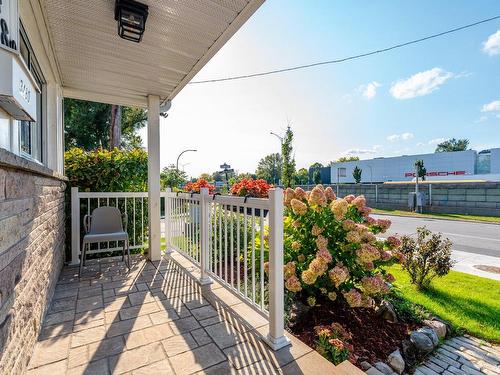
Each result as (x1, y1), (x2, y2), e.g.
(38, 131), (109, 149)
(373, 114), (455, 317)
(26, 252), (355, 374)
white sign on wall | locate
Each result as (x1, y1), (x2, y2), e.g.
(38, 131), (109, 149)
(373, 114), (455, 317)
(0, 51), (37, 121)
(0, 0), (19, 53)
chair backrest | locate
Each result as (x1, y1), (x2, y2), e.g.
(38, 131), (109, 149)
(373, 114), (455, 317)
(88, 206), (123, 234)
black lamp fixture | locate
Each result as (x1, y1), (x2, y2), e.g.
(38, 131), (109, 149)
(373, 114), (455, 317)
(114, 0), (149, 43)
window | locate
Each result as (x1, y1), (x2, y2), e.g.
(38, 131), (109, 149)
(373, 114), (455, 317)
(18, 22), (45, 162)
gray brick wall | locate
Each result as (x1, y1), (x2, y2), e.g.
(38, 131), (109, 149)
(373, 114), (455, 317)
(0, 151), (66, 374)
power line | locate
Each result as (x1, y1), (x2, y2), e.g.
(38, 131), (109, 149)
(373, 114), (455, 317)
(189, 15), (500, 84)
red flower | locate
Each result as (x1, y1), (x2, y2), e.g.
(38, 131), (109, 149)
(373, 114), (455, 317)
(230, 179), (272, 198)
(184, 179), (215, 193)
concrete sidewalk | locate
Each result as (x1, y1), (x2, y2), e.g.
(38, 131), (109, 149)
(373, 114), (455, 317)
(452, 250), (500, 281)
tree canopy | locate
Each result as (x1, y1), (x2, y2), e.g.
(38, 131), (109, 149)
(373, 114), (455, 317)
(160, 164), (188, 189)
(334, 156), (360, 163)
(435, 138), (470, 153)
(281, 126), (296, 188)
(353, 166), (362, 183)
(64, 98), (147, 151)
(256, 153), (282, 184)
(294, 168), (309, 185)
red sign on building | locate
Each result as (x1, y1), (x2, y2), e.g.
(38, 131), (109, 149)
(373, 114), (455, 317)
(405, 171), (466, 177)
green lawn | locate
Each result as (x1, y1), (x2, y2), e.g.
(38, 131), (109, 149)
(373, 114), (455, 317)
(373, 208), (500, 224)
(385, 265), (500, 343)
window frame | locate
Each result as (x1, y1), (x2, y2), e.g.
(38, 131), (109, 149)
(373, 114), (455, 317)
(18, 21), (45, 163)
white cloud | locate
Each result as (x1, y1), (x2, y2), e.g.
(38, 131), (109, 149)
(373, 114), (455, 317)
(387, 134), (400, 142)
(390, 68), (453, 100)
(482, 30), (500, 56)
(401, 132), (414, 140)
(387, 132), (414, 142)
(481, 100), (500, 112)
(475, 115), (488, 124)
(344, 145), (382, 155)
(360, 81), (381, 100)
(428, 138), (446, 145)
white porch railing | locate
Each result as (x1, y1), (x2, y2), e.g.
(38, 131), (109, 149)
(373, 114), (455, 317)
(70, 186), (289, 350)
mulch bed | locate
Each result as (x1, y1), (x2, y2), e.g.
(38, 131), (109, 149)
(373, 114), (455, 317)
(289, 298), (420, 366)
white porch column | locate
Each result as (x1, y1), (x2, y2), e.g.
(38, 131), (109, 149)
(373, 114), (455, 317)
(147, 95), (161, 261)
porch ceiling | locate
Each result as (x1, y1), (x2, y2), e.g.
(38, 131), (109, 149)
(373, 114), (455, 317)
(40, 0), (263, 107)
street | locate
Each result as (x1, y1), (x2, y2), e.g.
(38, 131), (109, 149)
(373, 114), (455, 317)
(375, 214), (500, 280)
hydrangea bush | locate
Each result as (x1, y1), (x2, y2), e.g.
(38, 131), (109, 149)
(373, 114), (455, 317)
(282, 185), (401, 308)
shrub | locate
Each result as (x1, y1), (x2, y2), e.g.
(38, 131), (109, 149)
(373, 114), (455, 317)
(64, 147), (149, 259)
(184, 178), (215, 193)
(399, 226), (454, 289)
(280, 185), (401, 308)
(230, 178), (271, 198)
(314, 323), (353, 365)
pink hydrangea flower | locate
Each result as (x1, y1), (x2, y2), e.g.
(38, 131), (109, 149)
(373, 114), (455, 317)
(352, 195), (366, 210)
(283, 261), (296, 279)
(342, 219), (356, 231)
(285, 275), (302, 292)
(316, 248), (333, 264)
(385, 273), (396, 283)
(284, 188), (295, 207)
(291, 241), (301, 251)
(311, 224), (324, 236)
(356, 243), (381, 263)
(308, 186), (327, 206)
(386, 236), (402, 249)
(324, 187), (336, 202)
(297, 254), (306, 262)
(330, 199), (348, 220)
(294, 187), (307, 201)
(361, 275), (389, 295)
(343, 289), (363, 307)
(343, 194), (355, 203)
(346, 231), (361, 244)
(315, 235), (328, 251)
(301, 269), (317, 285)
(328, 265), (350, 288)
(376, 218), (392, 233)
(309, 258), (328, 276)
(291, 198), (308, 215)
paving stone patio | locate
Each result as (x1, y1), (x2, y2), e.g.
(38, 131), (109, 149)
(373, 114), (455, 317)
(27, 252), (364, 374)
(415, 336), (500, 375)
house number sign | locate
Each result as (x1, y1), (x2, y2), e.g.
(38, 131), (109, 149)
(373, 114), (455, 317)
(0, 0), (19, 53)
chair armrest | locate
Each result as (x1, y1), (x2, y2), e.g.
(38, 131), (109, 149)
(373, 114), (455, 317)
(83, 215), (91, 233)
(122, 213), (128, 232)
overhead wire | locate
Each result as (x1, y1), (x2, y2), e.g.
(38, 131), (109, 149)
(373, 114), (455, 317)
(189, 15), (500, 84)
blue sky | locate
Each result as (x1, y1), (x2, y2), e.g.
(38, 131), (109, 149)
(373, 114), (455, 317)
(142, 0), (500, 177)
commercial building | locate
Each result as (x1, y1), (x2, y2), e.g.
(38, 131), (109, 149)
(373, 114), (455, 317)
(328, 149), (500, 184)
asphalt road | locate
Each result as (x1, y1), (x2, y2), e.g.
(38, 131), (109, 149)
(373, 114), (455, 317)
(374, 214), (500, 258)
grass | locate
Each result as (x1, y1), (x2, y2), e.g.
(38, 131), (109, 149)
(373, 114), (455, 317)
(385, 264), (500, 343)
(373, 208), (500, 224)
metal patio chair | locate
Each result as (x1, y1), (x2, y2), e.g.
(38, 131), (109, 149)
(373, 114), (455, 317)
(80, 206), (130, 276)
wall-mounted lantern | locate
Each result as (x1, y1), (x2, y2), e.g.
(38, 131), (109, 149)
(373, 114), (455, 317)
(114, 0), (149, 43)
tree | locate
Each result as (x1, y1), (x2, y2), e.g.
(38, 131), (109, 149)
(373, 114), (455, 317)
(313, 169), (322, 184)
(64, 98), (147, 151)
(199, 173), (213, 182)
(334, 156), (360, 163)
(294, 168), (309, 185)
(256, 153), (282, 184)
(109, 105), (122, 149)
(281, 126), (296, 188)
(160, 164), (188, 189)
(353, 166), (362, 183)
(435, 138), (469, 153)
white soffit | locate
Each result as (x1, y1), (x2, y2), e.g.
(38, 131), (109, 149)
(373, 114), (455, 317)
(40, 0), (264, 107)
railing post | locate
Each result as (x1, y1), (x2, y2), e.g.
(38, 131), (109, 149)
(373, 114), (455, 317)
(264, 188), (290, 350)
(198, 187), (212, 285)
(429, 184), (432, 206)
(165, 188), (173, 255)
(70, 187), (80, 265)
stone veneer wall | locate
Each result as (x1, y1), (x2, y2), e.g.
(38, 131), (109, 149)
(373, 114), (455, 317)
(0, 149), (66, 374)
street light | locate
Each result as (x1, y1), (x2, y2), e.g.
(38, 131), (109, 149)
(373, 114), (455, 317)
(270, 131), (283, 144)
(176, 149), (197, 171)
